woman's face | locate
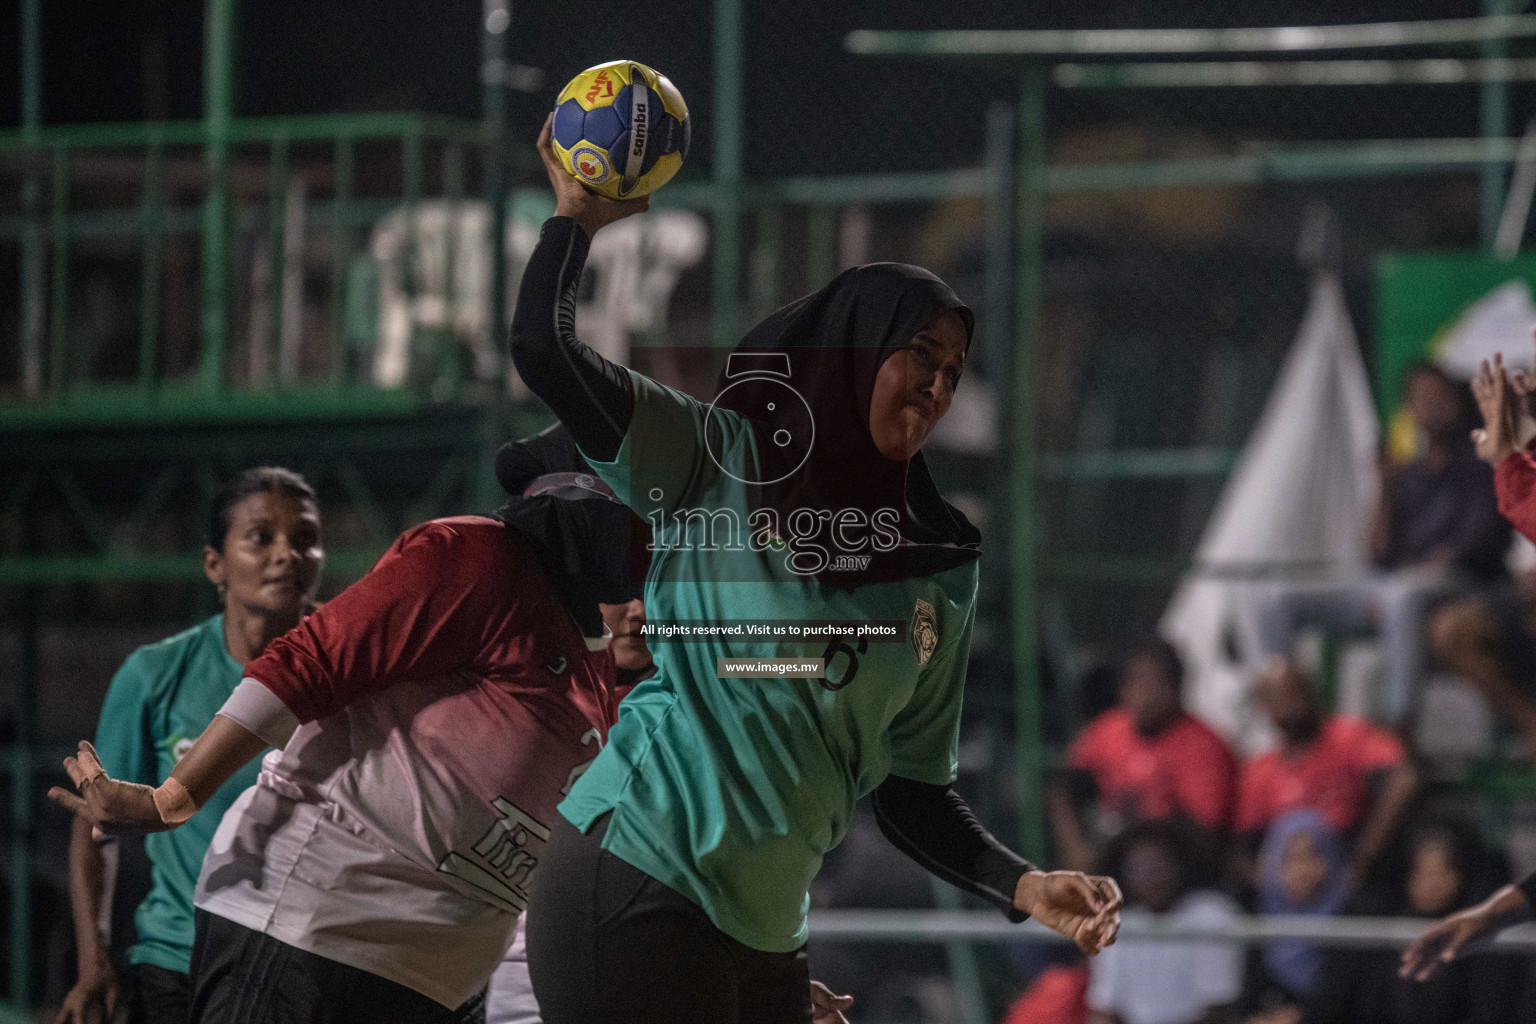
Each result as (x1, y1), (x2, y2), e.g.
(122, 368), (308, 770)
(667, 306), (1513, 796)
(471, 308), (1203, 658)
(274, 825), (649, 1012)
(868, 310), (967, 461)
(204, 490), (324, 619)
(1280, 830), (1330, 906)
(1123, 840), (1182, 914)
(600, 598), (653, 672)
(1407, 840), (1463, 916)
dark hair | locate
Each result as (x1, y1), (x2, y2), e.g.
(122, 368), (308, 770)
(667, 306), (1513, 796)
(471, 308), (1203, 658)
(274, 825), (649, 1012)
(1401, 360), (1478, 436)
(1097, 817), (1219, 897)
(1400, 818), (1505, 911)
(207, 467), (318, 551)
(1400, 359), (1455, 395)
(1120, 636), (1185, 695)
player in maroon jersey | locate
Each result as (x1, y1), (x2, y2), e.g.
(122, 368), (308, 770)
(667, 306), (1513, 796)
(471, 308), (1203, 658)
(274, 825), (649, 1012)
(50, 428), (652, 1024)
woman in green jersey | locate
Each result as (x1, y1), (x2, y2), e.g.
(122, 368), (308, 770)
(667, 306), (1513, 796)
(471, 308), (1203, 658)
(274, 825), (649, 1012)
(55, 468), (323, 1024)
(515, 116), (1121, 1024)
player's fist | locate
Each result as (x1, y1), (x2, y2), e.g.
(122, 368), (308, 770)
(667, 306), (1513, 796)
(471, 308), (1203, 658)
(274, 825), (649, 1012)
(48, 741), (169, 837)
(1015, 870), (1123, 955)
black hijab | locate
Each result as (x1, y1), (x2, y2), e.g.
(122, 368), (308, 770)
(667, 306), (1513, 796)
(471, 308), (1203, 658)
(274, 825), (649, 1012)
(491, 425), (649, 637)
(712, 262), (981, 587)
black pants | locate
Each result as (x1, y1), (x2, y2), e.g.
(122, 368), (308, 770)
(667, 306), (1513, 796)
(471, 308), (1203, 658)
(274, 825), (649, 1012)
(525, 813), (811, 1024)
(128, 963), (191, 1024)
(189, 910), (485, 1024)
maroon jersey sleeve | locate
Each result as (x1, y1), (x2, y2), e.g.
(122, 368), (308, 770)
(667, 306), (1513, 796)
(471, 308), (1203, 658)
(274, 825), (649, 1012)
(1496, 449), (1536, 544)
(245, 517), (520, 724)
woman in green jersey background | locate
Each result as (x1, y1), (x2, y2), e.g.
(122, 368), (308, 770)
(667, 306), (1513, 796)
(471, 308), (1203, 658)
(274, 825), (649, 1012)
(514, 118), (1122, 1024)
(55, 467), (323, 1024)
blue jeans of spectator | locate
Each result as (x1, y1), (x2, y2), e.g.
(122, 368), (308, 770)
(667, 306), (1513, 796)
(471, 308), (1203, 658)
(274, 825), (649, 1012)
(1256, 568), (1470, 723)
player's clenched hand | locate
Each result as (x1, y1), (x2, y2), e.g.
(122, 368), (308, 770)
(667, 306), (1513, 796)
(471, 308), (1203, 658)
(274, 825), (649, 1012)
(810, 980), (854, 1024)
(1015, 870), (1123, 955)
(536, 113), (649, 239)
(47, 741), (169, 838)
(1400, 883), (1529, 982)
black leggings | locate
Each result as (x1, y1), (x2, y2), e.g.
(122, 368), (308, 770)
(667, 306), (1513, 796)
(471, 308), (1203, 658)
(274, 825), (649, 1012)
(525, 814), (811, 1024)
(189, 910), (485, 1024)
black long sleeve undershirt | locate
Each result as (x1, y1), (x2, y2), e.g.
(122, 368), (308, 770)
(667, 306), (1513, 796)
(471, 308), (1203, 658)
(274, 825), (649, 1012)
(508, 216), (633, 462)
(873, 774), (1037, 922)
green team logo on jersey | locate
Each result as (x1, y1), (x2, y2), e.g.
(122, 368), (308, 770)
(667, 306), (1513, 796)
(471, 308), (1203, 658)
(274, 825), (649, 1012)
(911, 599), (938, 666)
(161, 734), (194, 763)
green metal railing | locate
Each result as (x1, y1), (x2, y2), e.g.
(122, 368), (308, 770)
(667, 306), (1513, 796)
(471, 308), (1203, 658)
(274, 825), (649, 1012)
(2, 111), (486, 410)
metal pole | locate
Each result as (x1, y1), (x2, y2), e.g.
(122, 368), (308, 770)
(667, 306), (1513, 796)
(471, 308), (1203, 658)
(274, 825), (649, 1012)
(1011, 65), (1047, 864)
(19, 0), (43, 397)
(1483, 0), (1513, 246)
(10, 590), (37, 1008)
(200, 0), (236, 392)
(483, 0), (511, 369)
(140, 143), (164, 390)
(712, 0), (743, 347)
(983, 102), (1014, 364)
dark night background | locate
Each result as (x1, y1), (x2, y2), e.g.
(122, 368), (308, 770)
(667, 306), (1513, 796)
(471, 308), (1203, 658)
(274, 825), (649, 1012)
(0, 0), (1524, 175)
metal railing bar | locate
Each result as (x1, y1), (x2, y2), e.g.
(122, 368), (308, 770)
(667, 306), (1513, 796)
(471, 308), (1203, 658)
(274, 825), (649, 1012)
(1056, 56), (1536, 89)
(846, 15), (1536, 57)
(808, 909), (1536, 950)
(0, 112), (484, 152)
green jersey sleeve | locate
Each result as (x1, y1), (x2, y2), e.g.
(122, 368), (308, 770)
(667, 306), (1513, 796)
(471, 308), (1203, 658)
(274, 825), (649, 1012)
(580, 366), (751, 521)
(94, 652), (159, 787)
(885, 587), (977, 786)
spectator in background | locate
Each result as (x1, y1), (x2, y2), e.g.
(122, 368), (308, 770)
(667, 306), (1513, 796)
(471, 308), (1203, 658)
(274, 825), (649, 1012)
(1426, 582), (1536, 760)
(1049, 638), (1237, 873)
(1237, 658), (1419, 889)
(1300, 822), (1522, 1024)
(1425, 351), (1536, 759)
(1001, 962), (1089, 1024)
(1087, 820), (1245, 1024)
(1258, 362), (1509, 723)
(1245, 811), (1351, 1018)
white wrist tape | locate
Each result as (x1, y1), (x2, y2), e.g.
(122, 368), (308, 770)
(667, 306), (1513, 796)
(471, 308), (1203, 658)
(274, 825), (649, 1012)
(152, 777), (198, 825)
(218, 678), (301, 750)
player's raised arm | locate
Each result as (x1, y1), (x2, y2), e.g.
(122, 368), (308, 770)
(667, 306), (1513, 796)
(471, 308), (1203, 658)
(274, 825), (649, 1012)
(507, 116), (650, 463)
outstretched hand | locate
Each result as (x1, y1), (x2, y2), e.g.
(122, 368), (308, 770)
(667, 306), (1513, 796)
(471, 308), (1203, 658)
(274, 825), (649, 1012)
(1399, 884), (1530, 982)
(1016, 870), (1123, 955)
(536, 114), (649, 240)
(1471, 352), (1522, 465)
(47, 741), (169, 838)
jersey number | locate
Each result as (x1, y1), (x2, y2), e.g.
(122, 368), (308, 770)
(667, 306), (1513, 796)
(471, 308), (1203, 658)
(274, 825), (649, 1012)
(561, 728), (602, 795)
(820, 637), (869, 692)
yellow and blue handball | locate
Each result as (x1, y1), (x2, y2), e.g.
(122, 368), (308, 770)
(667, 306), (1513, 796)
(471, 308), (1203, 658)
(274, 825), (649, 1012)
(551, 60), (690, 201)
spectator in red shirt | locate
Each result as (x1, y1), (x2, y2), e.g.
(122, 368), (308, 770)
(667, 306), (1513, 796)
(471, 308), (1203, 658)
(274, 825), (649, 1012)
(1048, 638), (1237, 873)
(1237, 657), (1419, 887)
